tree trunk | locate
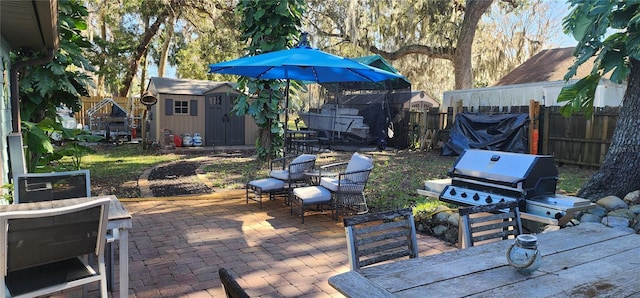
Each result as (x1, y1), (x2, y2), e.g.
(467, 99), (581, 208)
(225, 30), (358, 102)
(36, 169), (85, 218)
(97, 11), (107, 96)
(139, 16), (150, 98)
(118, 10), (169, 97)
(368, 0), (493, 91)
(158, 14), (175, 77)
(453, 0), (493, 89)
(577, 58), (640, 201)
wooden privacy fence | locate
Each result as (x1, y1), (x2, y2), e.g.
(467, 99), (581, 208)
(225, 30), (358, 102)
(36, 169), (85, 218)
(543, 106), (619, 167)
(409, 103), (619, 168)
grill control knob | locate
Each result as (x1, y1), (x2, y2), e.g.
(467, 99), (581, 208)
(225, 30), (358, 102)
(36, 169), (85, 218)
(449, 188), (456, 196)
(461, 192), (467, 198)
(473, 193), (480, 201)
(485, 196), (493, 203)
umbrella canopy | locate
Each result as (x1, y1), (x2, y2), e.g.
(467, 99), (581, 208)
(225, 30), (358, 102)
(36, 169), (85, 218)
(208, 45), (403, 83)
(321, 55), (411, 91)
(208, 36), (404, 155)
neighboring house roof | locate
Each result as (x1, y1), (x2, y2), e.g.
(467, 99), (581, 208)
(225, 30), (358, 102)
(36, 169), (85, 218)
(493, 47), (595, 86)
(1, 0), (59, 49)
(148, 77), (235, 95)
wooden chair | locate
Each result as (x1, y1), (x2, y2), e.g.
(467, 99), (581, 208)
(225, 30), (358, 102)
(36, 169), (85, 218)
(458, 200), (523, 249)
(319, 152), (373, 216)
(0, 197), (111, 298)
(218, 268), (250, 298)
(343, 208), (418, 271)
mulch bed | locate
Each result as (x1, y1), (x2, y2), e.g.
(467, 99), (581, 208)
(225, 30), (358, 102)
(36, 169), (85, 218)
(147, 160), (211, 197)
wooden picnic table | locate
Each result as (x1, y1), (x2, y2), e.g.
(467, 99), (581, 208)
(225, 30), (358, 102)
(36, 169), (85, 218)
(329, 222), (640, 297)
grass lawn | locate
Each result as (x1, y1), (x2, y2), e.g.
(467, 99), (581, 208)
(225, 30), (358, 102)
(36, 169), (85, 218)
(80, 144), (596, 212)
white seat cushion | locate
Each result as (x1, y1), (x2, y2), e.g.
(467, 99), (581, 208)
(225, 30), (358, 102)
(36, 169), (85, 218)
(270, 154), (317, 180)
(269, 170), (290, 180)
(293, 186), (331, 204)
(345, 153), (373, 183)
(290, 154), (317, 174)
(248, 178), (285, 191)
(346, 153), (372, 172)
(291, 154), (316, 166)
(320, 177), (363, 193)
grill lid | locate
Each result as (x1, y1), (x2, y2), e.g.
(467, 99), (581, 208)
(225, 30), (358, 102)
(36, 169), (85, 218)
(448, 149), (558, 191)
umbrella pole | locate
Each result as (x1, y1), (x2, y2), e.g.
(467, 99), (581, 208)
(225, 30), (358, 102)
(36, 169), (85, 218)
(331, 84), (340, 148)
(284, 79), (290, 157)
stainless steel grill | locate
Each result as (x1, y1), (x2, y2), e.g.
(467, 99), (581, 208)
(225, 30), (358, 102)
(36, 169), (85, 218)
(437, 149), (593, 226)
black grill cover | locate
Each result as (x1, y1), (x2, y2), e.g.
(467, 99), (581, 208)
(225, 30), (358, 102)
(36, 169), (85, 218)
(442, 113), (528, 156)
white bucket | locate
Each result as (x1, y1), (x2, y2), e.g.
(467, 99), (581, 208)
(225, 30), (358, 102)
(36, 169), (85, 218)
(182, 133), (193, 146)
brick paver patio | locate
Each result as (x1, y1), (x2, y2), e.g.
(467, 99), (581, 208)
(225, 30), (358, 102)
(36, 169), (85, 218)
(101, 194), (458, 298)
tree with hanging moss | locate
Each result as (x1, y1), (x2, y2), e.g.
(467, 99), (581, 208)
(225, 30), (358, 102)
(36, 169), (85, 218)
(558, 0), (640, 200)
(233, 0), (305, 161)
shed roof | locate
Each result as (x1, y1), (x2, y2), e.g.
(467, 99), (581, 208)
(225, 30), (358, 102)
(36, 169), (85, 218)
(148, 77), (235, 95)
(493, 47), (595, 86)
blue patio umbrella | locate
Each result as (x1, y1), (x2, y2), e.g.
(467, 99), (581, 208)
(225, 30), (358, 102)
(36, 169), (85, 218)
(208, 34), (404, 152)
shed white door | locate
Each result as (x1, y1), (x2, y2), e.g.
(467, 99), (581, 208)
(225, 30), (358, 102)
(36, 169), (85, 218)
(205, 93), (244, 146)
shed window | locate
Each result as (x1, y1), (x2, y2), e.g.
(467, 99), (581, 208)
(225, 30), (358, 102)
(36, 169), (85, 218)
(174, 100), (189, 114)
(210, 95), (223, 106)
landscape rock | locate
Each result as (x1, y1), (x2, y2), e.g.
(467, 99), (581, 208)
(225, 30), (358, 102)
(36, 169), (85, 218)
(418, 190), (640, 246)
(433, 206), (452, 221)
(607, 208), (636, 220)
(416, 223), (426, 233)
(447, 213), (459, 227)
(597, 195), (628, 211)
(432, 225), (449, 236)
(601, 216), (631, 228)
(623, 190), (640, 205)
(579, 213), (602, 223)
(587, 205), (607, 217)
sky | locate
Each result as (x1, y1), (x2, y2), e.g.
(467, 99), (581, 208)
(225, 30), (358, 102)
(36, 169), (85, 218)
(547, 0), (577, 48)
